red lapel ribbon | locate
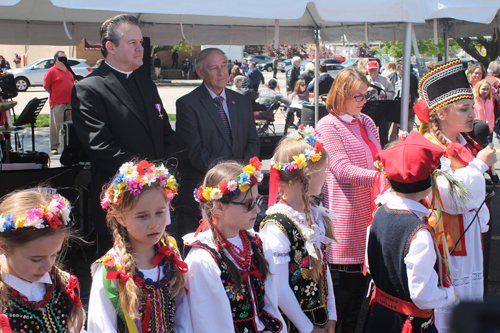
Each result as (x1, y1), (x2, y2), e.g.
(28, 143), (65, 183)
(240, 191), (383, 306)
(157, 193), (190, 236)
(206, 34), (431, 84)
(152, 246), (188, 273)
(267, 167), (280, 208)
(64, 275), (82, 307)
(194, 219), (211, 237)
(106, 269), (132, 284)
(447, 142), (475, 166)
(242, 264), (262, 281)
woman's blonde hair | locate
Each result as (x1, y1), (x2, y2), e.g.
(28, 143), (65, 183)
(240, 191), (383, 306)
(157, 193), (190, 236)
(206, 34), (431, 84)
(0, 188), (85, 332)
(273, 138), (336, 282)
(357, 58), (369, 75)
(104, 182), (185, 320)
(326, 68), (369, 115)
(293, 79), (307, 94)
(473, 79), (492, 101)
(305, 62), (315, 73)
(199, 161), (270, 294)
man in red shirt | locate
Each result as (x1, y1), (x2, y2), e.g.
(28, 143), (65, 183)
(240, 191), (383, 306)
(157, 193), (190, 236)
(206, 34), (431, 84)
(43, 51), (74, 155)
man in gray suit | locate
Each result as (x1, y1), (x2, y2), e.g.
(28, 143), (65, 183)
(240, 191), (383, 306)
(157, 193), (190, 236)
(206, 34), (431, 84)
(175, 48), (260, 240)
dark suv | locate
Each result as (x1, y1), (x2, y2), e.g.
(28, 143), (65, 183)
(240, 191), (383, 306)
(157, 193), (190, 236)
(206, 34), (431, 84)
(245, 55), (271, 65)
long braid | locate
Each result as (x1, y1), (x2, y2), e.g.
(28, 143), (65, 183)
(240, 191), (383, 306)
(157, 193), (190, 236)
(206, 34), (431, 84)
(159, 231), (186, 298)
(113, 224), (141, 319)
(244, 230), (270, 280)
(0, 280), (9, 313)
(429, 112), (449, 147)
(299, 174), (322, 282)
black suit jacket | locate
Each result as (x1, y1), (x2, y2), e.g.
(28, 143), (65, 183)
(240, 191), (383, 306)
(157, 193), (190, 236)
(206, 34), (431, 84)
(71, 62), (176, 234)
(308, 73), (334, 96)
(175, 84), (260, 214)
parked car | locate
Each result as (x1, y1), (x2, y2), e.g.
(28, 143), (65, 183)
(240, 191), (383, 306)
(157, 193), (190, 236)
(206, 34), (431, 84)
(257, 58), (287, 72)
(245, 55), (271, 65)
(7, 58), (93, 92)
(326, 64), (346, 78)
(321, 58), (343, 65)
(279, 59), (291, 72)
(341, 58), (382, 72)
(285, 60), (313, 73)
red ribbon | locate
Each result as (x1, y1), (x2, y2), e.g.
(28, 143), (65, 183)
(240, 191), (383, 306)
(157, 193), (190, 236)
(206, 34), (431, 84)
(194, 219), (211, 237)
(46, 213), (63, 229)
(0, 313), (12, 333)
(152, 246), (188, 273)
(106, 269), (132, 284)
(267, 167), (280, 208)
(414, 99), (430, 123)
(241, 265), (263, 281)
(64, 275), (82, 307)
(447, 142), (475, 166)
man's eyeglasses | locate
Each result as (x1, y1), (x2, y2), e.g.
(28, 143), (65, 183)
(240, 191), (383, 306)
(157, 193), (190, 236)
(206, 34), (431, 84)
(352, 94), (371, 102)
(228, 195), (264, 212)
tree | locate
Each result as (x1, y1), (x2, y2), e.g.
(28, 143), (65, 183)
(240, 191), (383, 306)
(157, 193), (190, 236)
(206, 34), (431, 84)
(172, 39), (195, 54)
(454, 28), (500, 69)
(376, 38), (459, 60)
(355, 43), (376, 58)
(263, 41), (309, 59)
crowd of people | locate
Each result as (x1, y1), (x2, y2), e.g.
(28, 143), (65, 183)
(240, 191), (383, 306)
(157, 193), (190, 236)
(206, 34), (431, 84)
(0, 12), (499, 333)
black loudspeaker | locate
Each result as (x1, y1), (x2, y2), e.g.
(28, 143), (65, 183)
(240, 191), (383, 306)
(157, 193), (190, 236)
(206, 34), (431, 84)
(300, 104), (328, 126)
(259, 135), (281, 161)
(136, 36), (151, 79)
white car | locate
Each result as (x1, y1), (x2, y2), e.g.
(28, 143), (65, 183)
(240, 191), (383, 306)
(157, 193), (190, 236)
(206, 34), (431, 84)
(326, 64), (346, 79)
(7, 58), (93, 92)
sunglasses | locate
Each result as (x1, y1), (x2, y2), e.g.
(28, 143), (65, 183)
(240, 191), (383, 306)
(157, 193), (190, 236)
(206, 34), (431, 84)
(228, 195), (264, 212)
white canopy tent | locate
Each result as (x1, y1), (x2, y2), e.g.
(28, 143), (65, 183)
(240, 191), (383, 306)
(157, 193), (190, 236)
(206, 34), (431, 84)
(1, 0), (498, 128)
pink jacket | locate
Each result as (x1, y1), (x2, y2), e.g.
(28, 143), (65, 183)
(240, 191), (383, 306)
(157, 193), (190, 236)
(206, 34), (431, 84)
(474, 98), (494, 133)
(316, 113), (381, 265)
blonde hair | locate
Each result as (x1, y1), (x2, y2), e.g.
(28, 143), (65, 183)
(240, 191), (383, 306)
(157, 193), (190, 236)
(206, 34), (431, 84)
(473, 79), (492, 101)
(386, 61), (396, 71)
(104, 180), (186, 319)
(326, 68), (369, 115)
(305, 62), (315, 73)
(199, 161), (270, 294)
(273, 138), (336, 282)
(357, 58), (369, 75)
(0, 188), (85, 332)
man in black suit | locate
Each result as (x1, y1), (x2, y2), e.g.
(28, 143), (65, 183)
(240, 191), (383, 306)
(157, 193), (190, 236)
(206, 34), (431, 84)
(71, 14), (176, 255)
(308, 63), (334, 96)
(175, 48), (260, 240)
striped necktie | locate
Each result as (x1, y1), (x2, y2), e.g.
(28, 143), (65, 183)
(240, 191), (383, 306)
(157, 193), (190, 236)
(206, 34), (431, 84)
(214, 96), (232, 143)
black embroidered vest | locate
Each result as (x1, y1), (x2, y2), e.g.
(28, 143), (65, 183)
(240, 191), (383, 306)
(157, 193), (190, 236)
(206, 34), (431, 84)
(3, 269), (74, 333)
(190, 233), (282, 333)
(261, 212), (329, 332)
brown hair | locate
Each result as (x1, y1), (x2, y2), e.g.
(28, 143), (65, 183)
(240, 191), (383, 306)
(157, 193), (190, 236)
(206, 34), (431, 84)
(357, 58), (369, 75)
(231, 65), (241, 76)
(473, 79), (492, 101)
(0, 188), (85, 332)
(326, 68), (369, 115)
(467, 63), (485, 83)
(386, 61), (396, 71)
(198, 161), (270, 294)
(103, 177), (185, 320)
(293, 79), (307, 94)
(273, 138), (336, 282)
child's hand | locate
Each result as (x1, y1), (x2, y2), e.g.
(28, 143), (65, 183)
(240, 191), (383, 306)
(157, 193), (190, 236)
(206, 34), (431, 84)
(310, 325), (326, 333)
(323, 320), (336, 333)
(477, 143), (497, 167)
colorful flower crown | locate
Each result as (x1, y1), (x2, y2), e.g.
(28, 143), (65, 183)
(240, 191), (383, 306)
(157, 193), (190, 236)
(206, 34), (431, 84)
(194, 157), (263, 202)
(101, 160), (178, 210)
(270, 125), (323, 171)
(0, 195), (71, 233)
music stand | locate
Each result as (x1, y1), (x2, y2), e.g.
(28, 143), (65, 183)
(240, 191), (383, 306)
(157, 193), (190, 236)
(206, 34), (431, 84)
(13, 97), (47, 151)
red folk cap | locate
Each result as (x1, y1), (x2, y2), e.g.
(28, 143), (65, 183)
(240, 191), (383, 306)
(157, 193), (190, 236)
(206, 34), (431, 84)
(375, 131), (444, 193)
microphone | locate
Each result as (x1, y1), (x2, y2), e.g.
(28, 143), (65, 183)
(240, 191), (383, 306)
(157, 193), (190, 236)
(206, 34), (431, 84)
(470, 120), (498, 183)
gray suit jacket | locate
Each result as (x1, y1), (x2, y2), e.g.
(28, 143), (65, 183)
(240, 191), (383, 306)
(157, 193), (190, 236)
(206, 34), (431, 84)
(175, 84), (260, 212)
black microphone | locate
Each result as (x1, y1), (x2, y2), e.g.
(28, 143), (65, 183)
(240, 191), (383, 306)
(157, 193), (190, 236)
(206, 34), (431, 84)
(470, 120), (498, 183)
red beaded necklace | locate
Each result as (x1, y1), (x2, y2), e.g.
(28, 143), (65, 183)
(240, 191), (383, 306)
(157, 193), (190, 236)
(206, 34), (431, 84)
(215, 228), (252, 271)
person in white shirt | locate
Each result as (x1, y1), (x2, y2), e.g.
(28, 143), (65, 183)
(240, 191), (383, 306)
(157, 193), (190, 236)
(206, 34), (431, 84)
(183, 158), (285, 333)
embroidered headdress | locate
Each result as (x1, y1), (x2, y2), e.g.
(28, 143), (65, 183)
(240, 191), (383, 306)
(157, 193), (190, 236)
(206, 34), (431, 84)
(0, 194), (71, 232)
(101, 160), (178, 210)
(414, 59), (473, 132)
(194, 157), (263, 202)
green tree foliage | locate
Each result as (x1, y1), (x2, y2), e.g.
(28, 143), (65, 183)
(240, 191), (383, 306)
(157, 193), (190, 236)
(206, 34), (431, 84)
(375, 38), (459, 59)
(454, 28), (500, 69)
(172, 39), (195, 54)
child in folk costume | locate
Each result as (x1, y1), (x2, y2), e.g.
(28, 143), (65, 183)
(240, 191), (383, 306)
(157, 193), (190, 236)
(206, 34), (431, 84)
(413, 59), (497, 331)
(183, 158), (284, 333)
(260, 126), (337, 333)
(364, 131), (459, 333)
(88, 160), (191, 333)
(0, 188), (85, 333)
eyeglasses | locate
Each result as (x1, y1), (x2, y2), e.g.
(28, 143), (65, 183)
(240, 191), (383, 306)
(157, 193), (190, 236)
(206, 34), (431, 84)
(352, 94), (371, 102)
(228, 195), (264, 212)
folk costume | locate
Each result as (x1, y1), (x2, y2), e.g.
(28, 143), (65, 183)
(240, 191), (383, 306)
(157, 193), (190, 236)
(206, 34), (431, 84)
(260, 126), (337, 333)
(364, 132), (457, 333)
(88, 239), (190, 333)
(414, 59), (490, 332)
(0, 194), (84, 333)
(183, 157), (284, 333)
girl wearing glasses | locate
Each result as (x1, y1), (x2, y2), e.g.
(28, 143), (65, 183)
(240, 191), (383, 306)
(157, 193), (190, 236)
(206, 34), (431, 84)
(315, 68), (381, 333)
(260, 126), (337, 333)
(184, 158), (285, 333)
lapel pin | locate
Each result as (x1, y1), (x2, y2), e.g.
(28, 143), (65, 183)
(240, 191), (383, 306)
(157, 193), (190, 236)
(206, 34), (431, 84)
(232, 101), (235, 104)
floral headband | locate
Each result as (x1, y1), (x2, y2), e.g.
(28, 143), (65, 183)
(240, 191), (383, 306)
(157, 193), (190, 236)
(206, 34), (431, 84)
(270, 125), (323, 171)
(0, 195), (71, 233)
(101, 160), (178, 210)
(194, 157), (263, 202)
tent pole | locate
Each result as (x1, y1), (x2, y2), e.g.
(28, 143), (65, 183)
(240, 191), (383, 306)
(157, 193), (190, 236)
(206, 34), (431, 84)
(401, 23), (412, 132)
(444, 21), (449, 62)
(315, 29), (320, 125)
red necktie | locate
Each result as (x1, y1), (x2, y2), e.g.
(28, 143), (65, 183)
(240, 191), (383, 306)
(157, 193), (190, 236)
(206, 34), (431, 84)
(214, 96), (232, 143)
(354, 118), (378, 162)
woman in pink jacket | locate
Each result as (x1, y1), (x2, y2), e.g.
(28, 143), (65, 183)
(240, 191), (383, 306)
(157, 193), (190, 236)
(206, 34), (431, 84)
(316, 68), (381, 333)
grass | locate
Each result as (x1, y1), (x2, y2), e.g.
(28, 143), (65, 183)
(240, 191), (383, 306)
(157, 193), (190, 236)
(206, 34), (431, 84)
(10, 113), (176, 127)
